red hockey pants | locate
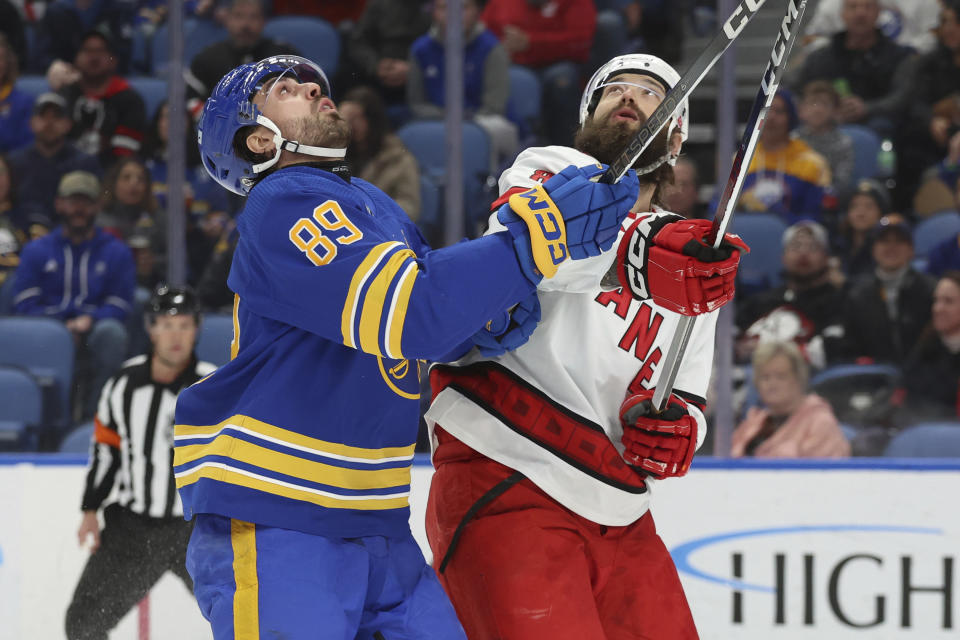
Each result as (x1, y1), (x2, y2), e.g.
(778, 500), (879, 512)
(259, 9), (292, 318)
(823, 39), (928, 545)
(425, 431), (700, 640)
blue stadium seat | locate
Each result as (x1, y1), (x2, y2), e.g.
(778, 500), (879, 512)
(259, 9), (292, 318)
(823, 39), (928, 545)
(508, 65), (541, 131)
(152, 19), (228, 76)
(196, 313), (233, 367)
(0, 317), (75, 430)
(396, 120), (492, 224)
(810, 363), (901, 388)
(419, 175), (440, 227)
(838, 124), (880, 182)
(127, 76), (168, 121)
(914, 211), (960, 258)
(263, 17), (339, 76)
(883, 423), (960, 457)
(0, 365), (44, 450)
(15, 75), (50, 99)
(729, 213), (787, 294)
(59, 420), (94, 454)
(0, 277), (14, 315)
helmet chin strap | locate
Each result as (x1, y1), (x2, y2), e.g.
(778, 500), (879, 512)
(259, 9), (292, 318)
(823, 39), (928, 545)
(633, 150), (677, 176)
(251, 114), (346, 175)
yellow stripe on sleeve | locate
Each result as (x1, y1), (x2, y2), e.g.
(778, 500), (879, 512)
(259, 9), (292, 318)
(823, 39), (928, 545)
(340, 242), (403, 348)
(358, 249), (416, 357)
(385, 262), (417, 360)
(231, 519), (259, 639)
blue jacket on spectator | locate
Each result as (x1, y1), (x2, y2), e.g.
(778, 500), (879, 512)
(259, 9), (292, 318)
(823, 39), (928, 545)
(410, 28), (500, 113)
(0, 87), (35, 153)
(11, 226), (135, 321)
(8, 144), (102, 229)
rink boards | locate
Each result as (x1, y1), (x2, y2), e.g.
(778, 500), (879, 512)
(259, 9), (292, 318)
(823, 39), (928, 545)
(1, 455), (958, 639)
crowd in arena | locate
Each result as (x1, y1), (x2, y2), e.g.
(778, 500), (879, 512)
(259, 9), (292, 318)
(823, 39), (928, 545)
(0, 0), (959, 457)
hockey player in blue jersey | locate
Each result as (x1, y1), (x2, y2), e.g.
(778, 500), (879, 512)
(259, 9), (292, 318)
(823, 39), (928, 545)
(173, 55), (639, 639)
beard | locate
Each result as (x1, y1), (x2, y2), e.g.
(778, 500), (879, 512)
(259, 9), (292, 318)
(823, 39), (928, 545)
(574, 110), (670, 175)
(283, 110), (351, 152)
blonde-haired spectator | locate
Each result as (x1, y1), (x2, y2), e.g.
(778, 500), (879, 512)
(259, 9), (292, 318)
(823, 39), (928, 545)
(732, 341), (851, 458)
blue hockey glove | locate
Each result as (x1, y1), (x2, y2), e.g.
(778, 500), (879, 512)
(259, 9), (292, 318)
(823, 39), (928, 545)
(498, 164), (639, 283)
(472, 291), (541, 357)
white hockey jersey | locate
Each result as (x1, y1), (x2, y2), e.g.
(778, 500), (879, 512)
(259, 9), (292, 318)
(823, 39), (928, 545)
(426, 146), (717, 527)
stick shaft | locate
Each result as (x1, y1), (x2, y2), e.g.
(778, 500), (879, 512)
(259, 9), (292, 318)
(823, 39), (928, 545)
(652, 0), (809, 412)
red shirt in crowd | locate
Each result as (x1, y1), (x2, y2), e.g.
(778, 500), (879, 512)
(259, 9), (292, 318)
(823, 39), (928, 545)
(481, 0), (597, 68)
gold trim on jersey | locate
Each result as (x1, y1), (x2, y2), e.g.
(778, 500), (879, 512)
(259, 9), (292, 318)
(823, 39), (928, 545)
(174, 436), (411, 490)
(358, 248), (417, 357)
(174, 414), (416, 462)
(341, 242), (403, 349)
(230, 294), (240, 361)
(231, 519), (259, 639)
(176, 463), (409, 511)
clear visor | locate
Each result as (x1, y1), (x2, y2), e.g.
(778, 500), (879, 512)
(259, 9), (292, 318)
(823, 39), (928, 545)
(254, 62), (330, 107)
(596, 80), (666, 101)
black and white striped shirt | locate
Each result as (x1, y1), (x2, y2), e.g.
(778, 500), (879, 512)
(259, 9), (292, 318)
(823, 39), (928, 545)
(82, 354), (216, 519)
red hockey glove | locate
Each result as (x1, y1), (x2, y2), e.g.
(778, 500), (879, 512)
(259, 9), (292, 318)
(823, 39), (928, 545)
(617, 215), (749, 315)
(619, 389), (698, 479)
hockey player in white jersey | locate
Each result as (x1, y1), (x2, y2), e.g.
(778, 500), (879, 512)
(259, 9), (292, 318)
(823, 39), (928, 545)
(425, 54), (749, 640)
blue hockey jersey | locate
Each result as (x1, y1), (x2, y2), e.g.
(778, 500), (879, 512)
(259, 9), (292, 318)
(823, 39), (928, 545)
(174, 165), (533, 538)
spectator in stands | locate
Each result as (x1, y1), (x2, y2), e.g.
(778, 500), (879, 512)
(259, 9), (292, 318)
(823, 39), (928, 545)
(272, 0), (366, 25)
(195, 221), (238, 312)
(899, 0), (960, 211)
(65, 285), (214, 640)
(840, 214), (935, 363)
(832, 178), (890, 279)
(802, 0), (940, 55)
(47, 30), (147, 167)
(30, 0), (136, 74)
(0, 33), (34, 153)
(340, 86), (421, 221)
(615, 0), (685, 65)
(795, 0), (915, 138)
(927, 173), (960, 276)
(736, 220), (845, 369)
(0, 0), (27, 65)
(99, 157), (165, 290)
(900, 271), (960, 422)
(8, 92), (101, 231)
(796, 80), (855, 198)
(663, 156), (707, 219)
(135, 0), (218, 30)
(11, 170), (134, 419)
(482, 0), (597, 146)
(732, 340), (850, 457)
(739, 90), (832, 224)
(340, 0), (431, 109)
(0, 153), (25, 289)
(141, 100), (235, 283)
(186, 0), (300, 114)
(913, 130), (960, 216)
(408, 0), (518, 172)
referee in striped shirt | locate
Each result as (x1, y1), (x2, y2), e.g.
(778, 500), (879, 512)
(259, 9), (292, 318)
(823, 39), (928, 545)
(65, 285), (216, 640)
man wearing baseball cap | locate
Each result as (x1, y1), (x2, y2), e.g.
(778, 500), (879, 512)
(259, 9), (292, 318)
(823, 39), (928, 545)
(840, 214), (936, 363)
(8, 92), (101, 229)
(10, 170), (135, 421)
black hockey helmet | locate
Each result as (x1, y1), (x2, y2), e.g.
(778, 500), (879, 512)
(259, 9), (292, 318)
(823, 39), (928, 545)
(147, 284), (201, 323)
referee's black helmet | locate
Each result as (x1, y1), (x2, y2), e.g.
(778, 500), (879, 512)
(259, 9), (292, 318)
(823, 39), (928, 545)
(147, 285), (201, 323)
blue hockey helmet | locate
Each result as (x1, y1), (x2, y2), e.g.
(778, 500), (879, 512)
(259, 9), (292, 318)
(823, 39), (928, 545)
(197, 55), (346, 195)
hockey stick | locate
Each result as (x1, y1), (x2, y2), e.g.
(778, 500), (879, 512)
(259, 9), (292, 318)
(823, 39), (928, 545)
(599, 0), (769, 185)
(651, 0), (809, 411)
